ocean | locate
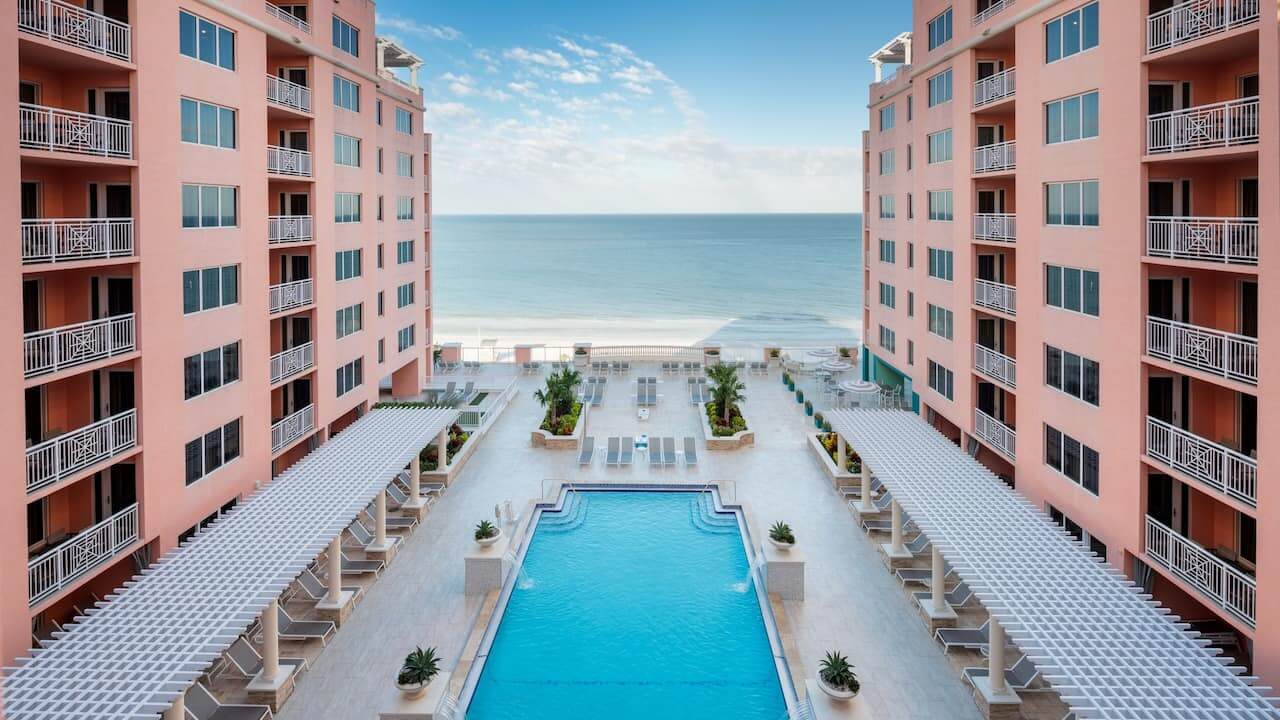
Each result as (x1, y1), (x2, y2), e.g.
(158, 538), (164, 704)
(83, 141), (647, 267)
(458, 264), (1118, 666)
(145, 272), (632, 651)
(431, 213), (862, 350)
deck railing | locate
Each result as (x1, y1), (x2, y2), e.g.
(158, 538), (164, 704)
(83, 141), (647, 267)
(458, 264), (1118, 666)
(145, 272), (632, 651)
(270, 342), (314, 385)
(27, 409), (137, 494)
(21, 217), (133, 264)
(974, 344), (1016, 388)
(973, 213), (1015, 242)
(267, 145), (312, 177)
(1147, 96), (1259, 154)
(974, 279), (1016, 316)
(1145, 316), (1256, 384)
(268, 278), (313, 314)
(266, 74), (311, 113)
(973, 67), (1015, 106)
(590, 345), (707, 362)
(973, 140), (1015, 173)
(1146, 416), (1256, 506)
(28, 503), (138, 606)
(1145, 515), (1255, 626)
(25, 314), (135, 378)
(271, 404), (314, 453)
(17, 0), (131, 61)
(19, 102), (132, 159)
(973, 0), (1013, 24)
(1146, 0), (1260, 54)
(267, 215), (313, 244)
(1146, 216), (1257, 265)
(974, 409), (1016, 459)
(264, 1), (310, 33)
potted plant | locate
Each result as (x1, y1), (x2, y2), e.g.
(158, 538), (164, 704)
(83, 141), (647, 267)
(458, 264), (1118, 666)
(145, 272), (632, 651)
(817, 650), (860, 701)
(822, 419), (833, 433)
(838, 347), (851, 358)
(781, 370), (791, 387)
(768, 521), (795, 551)
(475, 519), (502, 546)
(795, 389), (804, 404)
(804, 400), (814, 417)
(814, 411), (824, 429)
(396, 646), (441, 699)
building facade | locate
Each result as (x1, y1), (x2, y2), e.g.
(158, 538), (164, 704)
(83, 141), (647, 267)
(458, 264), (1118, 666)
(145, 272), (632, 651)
(863, 0), (1278, 684)
(1, 0), (433, 667)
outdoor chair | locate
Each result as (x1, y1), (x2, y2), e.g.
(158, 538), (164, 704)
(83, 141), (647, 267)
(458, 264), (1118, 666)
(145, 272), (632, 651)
(620, 436), (635, 465)
(621, 361), (631, 374)
(276, 605), (336, 645)
(339, 550), (383, 577)
(578, 437), (595, 465)
(936, 620), (990, 652)
(683, 437), (698, 467)
(185, 681), (273, 720)
(904, 533), (930, 555)
(895, 564), (953, 587)
(963, 654), (1041, 692)
(223, 636), (306, 680)
(635, 381), (646, 406)
(521, 362), (533, 374)
(295, 568), (362, 604)
(529, 361), (542, 372)
(662, 436), (677, 465)
(348, 518), (403, 551)
(914, 582), (974, 610)
(591, 382), (604, 407)
(861, 515), (915, 534)
(362, 502), (417, 531)
(606, 437), (621, 466)
(649, 441), (663, 467)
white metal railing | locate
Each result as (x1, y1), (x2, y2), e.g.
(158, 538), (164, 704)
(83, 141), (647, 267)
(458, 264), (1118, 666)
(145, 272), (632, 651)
(21, 217), (133, 264)
(590, 345), (706, 362)
(1146, 215), (1257, 265)
(973, 140), (1015, 172)
(975, 279), (1016, 316)
(25, 314), (135, 378)
(973, 67), (1015, 106)
(17, 0), (131, 61)
(270, 341), (314, 385)
(974, 409), (1016, 459)
(1145, 515), (1255, 625)
(267, 145), (313, 177)
(28, 503), (138, 606)
(973, 0), (1013, 24)
(1146, 416), (1256, 506)
(974, 344), (1016, 388)
(264, 1), (310, 33)
(1146, 316), (1256, 384)
(267, 215), (313, 244)
(271, 404), (314, 453)
(19, 102), (132, 159)
(266, 74), (312, 113)
(973, 213), (1015, 242)
(27, 408), (136, 493)
(268, 278), (313, 314)
(1147, 0), (1260, 53)
(1147, 96), (1259, 154)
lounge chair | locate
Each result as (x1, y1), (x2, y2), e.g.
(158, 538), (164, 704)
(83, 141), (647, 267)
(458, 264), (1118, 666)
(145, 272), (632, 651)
(590, 381), (604, 407)
(662, 437), (676, 465)
(895, 564), (953, 587)
(621, 361), (630, 374)
(458, 381), (475, 401)
(606, 437), (621, 466)
(392, 472), (444, 498)
(838, 476), (884, 499)
(936, 619), (990, 651)
(683, 437), (698, 467)
(224, 636), (307, 679)
(521, 362), (533, 374)
(661, 361), (674, 374)
(620, 436), (634, 465)
(382, 485), (427, 523)
(276, 605), (336, 645)
(439, 381), (457, 403)
(186, 681), (272, 720)
(904, 533), (931, 555)
(647, 379), (658, 405)
(963, 654), (1040, 691)
(635, 380), (646, 406)
(529, 361), (542, 373)
(861, 514), (914, 534)
(360, 503), (417, 532)
(295, 568), (362, 603)
(914, 582), (974, 610)
(339, 550), (383, 576)
(347, 519), (402, 552)
(649, 441), (663, 467)
(578, 437), (595, 465)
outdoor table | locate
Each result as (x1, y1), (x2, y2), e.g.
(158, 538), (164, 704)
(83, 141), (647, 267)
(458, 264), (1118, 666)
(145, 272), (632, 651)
(839, 380), (881, 407)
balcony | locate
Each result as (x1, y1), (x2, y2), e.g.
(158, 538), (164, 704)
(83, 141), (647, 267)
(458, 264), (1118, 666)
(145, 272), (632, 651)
(17, 0), (131, 61)
(973, 213), (1015, 243)
(974, 409), (1016, 459)
(1146, 416), (1256, 506)
(974, 344), (1016, 388)
(973, 141), (1015, 173)
(264, 1), (310, 33)
(266, 74), (311, 114)
(27, 408), (136, 494)
(20, 102), (132, 159)
(272, 404), (314, 453)
(1145, 515), (1255, 626)
(24, 314), (135, 378)
(1146, 97), (1259, 155)
(975, 279), (1016, 316)
(270, 341), (314, 385)
(28, 502), (138, 606)
(1146, 0), (1260, 54)
(1146, 316), (1256, 384)
(268, 215), (313, 244)
(973, 0), (1014, 25)
(267, 145), (312, 177)
(1146, 216), (1257, 266)
(973, 67), (1015, 107)
(21, 217), (133, 265)
(269, 278), (314, 315)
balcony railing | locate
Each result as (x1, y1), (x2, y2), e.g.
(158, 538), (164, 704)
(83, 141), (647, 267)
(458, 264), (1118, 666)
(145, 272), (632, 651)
(1146, 416), (1256, 506)
(973, 67), (1015, 107)
(1145, 515), (1255, 626)
(974, 409), (1016, 459)
(264, 1), (310, 33)
(28, 502), (138, 606)
(20, 102), (132, 159)
(1146, 0), (1260, 54)
(17, 0), (131, 61)
(974, 344), (1016, 388)
(973, 0), (1013, 24)
(1145, 316), (1257, 384)
(27, 408), (136, 494)
(21, 217), (133, 264)
(269, 278), (314, 314)
(1146, 216), (1257, 265)
(24, 314), (135, 378)
(973, 213), (1015, 242)
(270, 341), (314, 385)
(267, 145), (312, 177)
(272, 404), (314, 453)
(267, 215), (313, 244)
(266, 74), (312, 113)
(973, 141), (1015, 173)
(1147, 96), (1259, 154)
(975, 279), (1016, 316)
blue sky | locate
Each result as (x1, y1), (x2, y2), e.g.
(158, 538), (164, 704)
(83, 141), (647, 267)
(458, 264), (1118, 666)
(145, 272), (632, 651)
(375, 1), (910, 214)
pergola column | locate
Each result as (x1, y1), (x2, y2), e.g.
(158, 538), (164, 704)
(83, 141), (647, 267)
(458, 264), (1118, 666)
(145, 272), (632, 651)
(365, 490), (397, 562)
(857, 461), (878, 516)
(163, 691), (184, 720)
(989, 619), (1006, 693)
(317, 536), (356, 625)
(971, 616), (1021, 716)
(327, 536), (342, 604)
(881, 499), (912, 565)
(402, 454), (429, 522)
(836, 434), (847, 475)
(437, 428), (448, 470)
(917, 544), (957, 629)
(246, 598), (294, 709)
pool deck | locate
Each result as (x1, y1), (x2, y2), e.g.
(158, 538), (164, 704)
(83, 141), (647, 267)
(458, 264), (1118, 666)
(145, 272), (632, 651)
(275, 362), (1066, 720)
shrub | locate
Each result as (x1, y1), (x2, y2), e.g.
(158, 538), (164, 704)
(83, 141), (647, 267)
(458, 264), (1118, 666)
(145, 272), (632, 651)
(706, 401), (748, 437)
(398, 646), (440, 687)
(819, 651), (859, 694)
(474, 519), (498, 541)
(818, 432), (861, 473)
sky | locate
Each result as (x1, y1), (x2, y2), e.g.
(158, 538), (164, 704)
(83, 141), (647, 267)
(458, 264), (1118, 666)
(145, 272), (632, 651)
(374, 1), (911, 215)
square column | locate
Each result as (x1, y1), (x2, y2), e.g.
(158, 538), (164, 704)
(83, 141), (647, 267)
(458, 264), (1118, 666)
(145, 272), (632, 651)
(918, 545), (957, 630)
(762, 542), (805, 600)
(971, 618), (1022, 719)
(317, 536), (356, 625)
(247, 599), (295, 709)
(880, 499), (913, 566)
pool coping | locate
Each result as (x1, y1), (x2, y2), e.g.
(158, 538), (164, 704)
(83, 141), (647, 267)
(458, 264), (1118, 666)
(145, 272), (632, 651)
(454, 482), (803, 717)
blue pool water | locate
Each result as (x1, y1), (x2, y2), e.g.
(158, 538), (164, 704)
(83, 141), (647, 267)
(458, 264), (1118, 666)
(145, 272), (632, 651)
(465, 491), (788, 719)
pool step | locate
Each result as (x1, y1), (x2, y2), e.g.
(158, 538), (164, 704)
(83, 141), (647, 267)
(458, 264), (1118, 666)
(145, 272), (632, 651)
(690, 492), (738, 535)
(538, 491), (590, 533)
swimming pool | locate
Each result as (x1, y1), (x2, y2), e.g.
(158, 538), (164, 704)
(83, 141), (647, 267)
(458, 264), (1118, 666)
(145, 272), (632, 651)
(462, 489), (791, 719)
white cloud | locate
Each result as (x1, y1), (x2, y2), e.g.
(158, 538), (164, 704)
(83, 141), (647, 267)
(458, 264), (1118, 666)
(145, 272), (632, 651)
(375, 15), (461, 41)
(558, 69), (600, 85)
(619, 81), (652, 96)
(557, 37), (599, 58)
(427, 101), (475, 122)
(441, 73), (509, 102)
(507, 81), (539, 97)
(473, 49), (499, 73)
(504, 47), (570, 68)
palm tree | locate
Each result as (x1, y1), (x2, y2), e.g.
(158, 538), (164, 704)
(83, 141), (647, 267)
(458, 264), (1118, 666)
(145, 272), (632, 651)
(535, 368), (582, 428)
(706, 364), (745, 425)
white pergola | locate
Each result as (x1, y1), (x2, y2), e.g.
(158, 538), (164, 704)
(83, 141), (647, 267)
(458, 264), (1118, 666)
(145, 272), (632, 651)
(1, 406), (458, 720)
(826, 409), (1279, 720)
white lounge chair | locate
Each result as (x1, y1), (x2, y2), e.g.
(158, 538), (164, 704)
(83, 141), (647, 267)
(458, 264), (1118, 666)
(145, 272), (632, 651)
(683, 437), (698, 467)
(662, 437), (676, 465)
(605, 437), (620, 466)
(578, 437), (595, 465)
(620, 436), (634, 465)
(963, 654), (1040, 691)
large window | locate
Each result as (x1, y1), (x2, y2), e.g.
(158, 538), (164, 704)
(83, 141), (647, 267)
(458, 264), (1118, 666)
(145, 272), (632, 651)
(1046, 2), (1099, 64)
(927, 304), (954, 340)
(1046, 91), (1099, 144)
(397, 239), (415, 264)
(1045, 180), (1100, 227)
(334, 133), (361, 167)
(397, 282), (415, 308)
(879, 149), (895, 175)
(928, 7), (953, 50)
(397, 324), (416, 352)
(185, 418), (241, 485)
(878, 282), (896, 309)
(1045, 344), (1100, 405)
(179, 10), (235, 70)
(879, 325), (896, 353)
(180, 98), (236, 149)
(395, 107), (413, 134)
(336, 303), (363, 338)
(183, 265), (238, 314)
(927, 248), (954, 281)
(879, 104), (895, 131)
(396, 152), (414, 177)
(337, 358), (364, 396)
(927, 129), (952, 163)
(927, 190), (953, 221)
(332, 15), (360, 57)
(1044, 424), (1100, 495)
(396, 196), (414, 220)
(335, 249), (362, 281)
(928, 360), (954, 400)
(333, 74), (361, 112)
(878, 195), (896, 219)
(182, 184), (237, 228)
(878, 238), (896, 264)
(335, 192), (362, 223)
(184, 341), (241, 400)
(1045, 264), (1100, 316)
(927, 69), (953, 107)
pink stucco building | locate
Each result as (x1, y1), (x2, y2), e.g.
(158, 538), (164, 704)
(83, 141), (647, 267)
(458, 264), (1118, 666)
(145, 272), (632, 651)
(0, 0), (433, 669)
(863, 0), (1277, 686)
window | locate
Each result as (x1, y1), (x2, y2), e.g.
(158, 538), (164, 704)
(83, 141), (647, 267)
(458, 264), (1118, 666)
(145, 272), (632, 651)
(377, 291), (385, 316)
(879, 149), (895, 175)
(879, 104), (895, 131)
(1046, 2), (1099, 64)
(927, 190), (953, 221)
(332, 15), (359, 57)
(397, 239), (415, 264)
(927, 248), (954, 280)
(928, 360), (954, 400)
(378, 338), (386, 364)
(398, 324), (416, 352)
(878, 282), (896, 309)
(878, 195), (896, 219)
(395, 107), (413, 134)
(184, 418), (241, 485)
(377, 243), (385, 268)
(1045, 180), (1099, 226)
(907, 243), (915, 268)
(377, 148), (384, 174)
(335, 192), (362, 223)
(376, 99), (383, 125)
(182, 184), (237, 228)
(906, 143), (912, 170)
(927, 129), (952, 163)
(907, 340), (914, 365)
(927, 304), (954, 340)
(377, 195), (384, 221)
(878, 239), (896, 264)
(1044, 424), (1100, 494)
(907, 291), (914, 317)
(334, 133), (361, 167)
(927, 69), (953, 107)
(333, 74), (360, 112)
(179, 10), (235, 70)
(336, 357), (364, 396)
(906, 95), (912, 121)
(182, 265), (238, 314)
(397, 282), (415, 308)
(928, 7), (953, 50)
(1045, 264), (1100, 316)
(336, 303), (363, 338)
(335, 249), (362, 281)
(396, 196), (414, 220)
(180, 98), (236, 149)
(184, 341), (240, 400)
(879, 325), (896, 353)
(1045, 344), (1100, 405)
(1046, 91), (1099, 144)
(396, 152), (414, 177)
